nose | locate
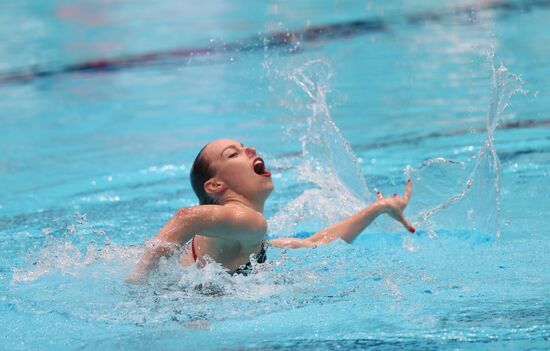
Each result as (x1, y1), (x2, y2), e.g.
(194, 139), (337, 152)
(245, 147), (256, 158)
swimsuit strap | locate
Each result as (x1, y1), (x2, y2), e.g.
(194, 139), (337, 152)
(191, 236), (197, 261)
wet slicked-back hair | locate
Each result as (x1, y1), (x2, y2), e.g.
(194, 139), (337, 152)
(190, 144), (217, 205)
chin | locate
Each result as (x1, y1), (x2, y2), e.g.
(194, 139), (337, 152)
(258, 180), (274, 200)
(265, 178), (275, 191)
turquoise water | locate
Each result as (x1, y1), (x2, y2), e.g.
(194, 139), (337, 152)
(1, 0), (549, 350)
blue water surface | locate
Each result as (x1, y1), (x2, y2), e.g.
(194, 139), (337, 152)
(1, 0), (549, 350)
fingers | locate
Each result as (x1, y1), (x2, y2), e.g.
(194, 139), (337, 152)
(398, 212), (416, 234)
(403, 179), (412, 202)
(376, 191), (383, 200)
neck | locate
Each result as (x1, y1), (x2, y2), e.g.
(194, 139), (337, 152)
(218, 193), (265, 213)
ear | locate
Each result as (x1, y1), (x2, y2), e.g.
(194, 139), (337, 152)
(204, 178), (226, 196)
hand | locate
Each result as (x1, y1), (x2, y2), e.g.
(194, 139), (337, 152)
(374, 179), (415, 233)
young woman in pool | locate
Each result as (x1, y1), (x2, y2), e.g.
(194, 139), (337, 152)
(127, 138), (415, 283)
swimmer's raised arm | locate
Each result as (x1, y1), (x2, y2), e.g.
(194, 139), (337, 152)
(126, 205), (264, 284)
(270, 180), (415, 249)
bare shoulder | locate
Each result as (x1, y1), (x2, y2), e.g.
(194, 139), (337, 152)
(223, 205), (267, 232)
(175, 205), (266, 233)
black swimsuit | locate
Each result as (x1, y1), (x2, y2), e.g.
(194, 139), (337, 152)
(191, 237), (267, 276)
(231, 242), (267, 276)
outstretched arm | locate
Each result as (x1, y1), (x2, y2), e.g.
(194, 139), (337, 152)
(270, 180), (414, 249)
(126, 205), (257, 284)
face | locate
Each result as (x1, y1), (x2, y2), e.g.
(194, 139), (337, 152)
(202, 139), (274, 203)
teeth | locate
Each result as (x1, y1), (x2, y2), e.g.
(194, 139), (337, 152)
(254, 159), (264, 166)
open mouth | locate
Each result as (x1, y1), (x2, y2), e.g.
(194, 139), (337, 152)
(253, 157), (271, 177)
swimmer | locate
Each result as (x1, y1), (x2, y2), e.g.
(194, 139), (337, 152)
(126, 138), (415, 283)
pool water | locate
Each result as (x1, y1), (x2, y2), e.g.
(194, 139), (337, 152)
(1, 0), (549, 350)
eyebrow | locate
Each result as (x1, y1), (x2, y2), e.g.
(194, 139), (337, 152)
(220, 143), (244, 157)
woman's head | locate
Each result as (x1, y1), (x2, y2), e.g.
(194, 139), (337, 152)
(189, 139), (274, 206)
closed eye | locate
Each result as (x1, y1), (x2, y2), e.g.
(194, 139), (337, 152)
(228, 152), (239, 158)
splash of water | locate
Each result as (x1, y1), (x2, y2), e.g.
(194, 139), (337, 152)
(270, 55), (525, 238)
(10, 219), (371, 326)
(406, 55), (526, 237)
(269, 60), (371, 235)
(292, 60), (371, 201)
